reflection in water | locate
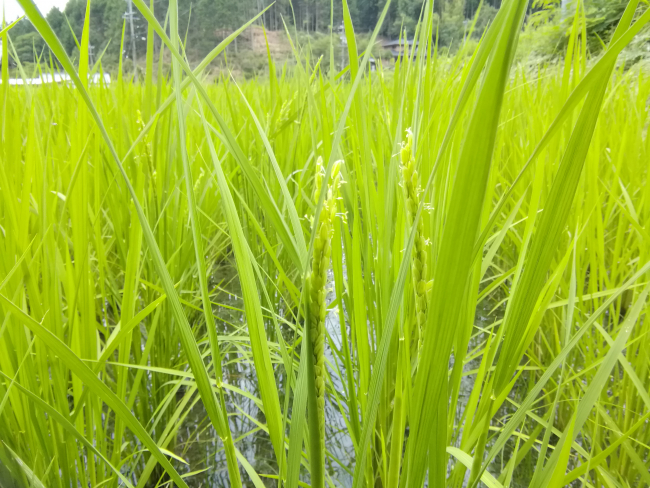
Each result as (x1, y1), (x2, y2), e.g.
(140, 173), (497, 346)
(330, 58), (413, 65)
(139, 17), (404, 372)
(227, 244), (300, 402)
(175, 266), (354, 487)
(171, 267), (527, 487)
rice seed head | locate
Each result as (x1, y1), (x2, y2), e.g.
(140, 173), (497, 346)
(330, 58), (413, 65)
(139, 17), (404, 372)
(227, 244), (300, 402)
(308, 158), (342, 460)
(400, 129), (428, 353)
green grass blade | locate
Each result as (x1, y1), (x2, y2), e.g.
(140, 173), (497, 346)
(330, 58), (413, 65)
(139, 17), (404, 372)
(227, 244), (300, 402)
(13, 2), (247, 482)
(0, 294), (190, 488)
(196, 100), (286, 475)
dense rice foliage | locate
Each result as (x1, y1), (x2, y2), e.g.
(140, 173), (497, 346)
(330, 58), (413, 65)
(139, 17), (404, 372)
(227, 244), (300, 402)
(1, 1), (650, 487)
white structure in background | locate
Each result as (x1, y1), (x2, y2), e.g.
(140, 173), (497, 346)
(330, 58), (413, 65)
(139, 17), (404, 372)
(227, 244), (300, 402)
(3, 72), (112, 85)
(123, 0), (138, 80)
(338, 21), (346, 71)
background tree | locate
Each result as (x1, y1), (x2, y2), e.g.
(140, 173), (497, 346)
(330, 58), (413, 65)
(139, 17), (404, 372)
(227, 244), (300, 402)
(0, 0), (641, 70)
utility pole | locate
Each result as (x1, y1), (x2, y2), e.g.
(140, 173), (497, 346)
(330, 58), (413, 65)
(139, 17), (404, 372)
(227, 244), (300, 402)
(123, 0), (138, 80)
(561, 0), (569, 20)
(338, 21), (346, 72)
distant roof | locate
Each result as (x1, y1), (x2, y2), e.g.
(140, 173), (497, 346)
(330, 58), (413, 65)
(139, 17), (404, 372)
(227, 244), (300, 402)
(382, 39), (417, 48)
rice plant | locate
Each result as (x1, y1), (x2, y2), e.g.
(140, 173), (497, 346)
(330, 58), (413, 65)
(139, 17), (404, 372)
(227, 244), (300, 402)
(1, 0), (650, 487)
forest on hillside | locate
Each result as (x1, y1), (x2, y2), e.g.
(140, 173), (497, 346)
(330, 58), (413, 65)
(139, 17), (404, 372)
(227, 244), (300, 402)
(1, 0), (638, 72)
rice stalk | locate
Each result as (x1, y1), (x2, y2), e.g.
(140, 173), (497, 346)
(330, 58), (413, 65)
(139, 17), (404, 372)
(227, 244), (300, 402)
(306, 157), (342, 485)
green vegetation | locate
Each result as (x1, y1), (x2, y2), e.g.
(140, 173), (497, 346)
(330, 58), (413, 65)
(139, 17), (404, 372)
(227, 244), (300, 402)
(518, 0), (650, 64)
(2, 0), (650, 487)
(1, 0), (498, 80)
(3, 0), (648, 75)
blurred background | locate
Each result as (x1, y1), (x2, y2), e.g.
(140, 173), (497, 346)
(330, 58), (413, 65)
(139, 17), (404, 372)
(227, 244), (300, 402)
(2, 0), (648, 78)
